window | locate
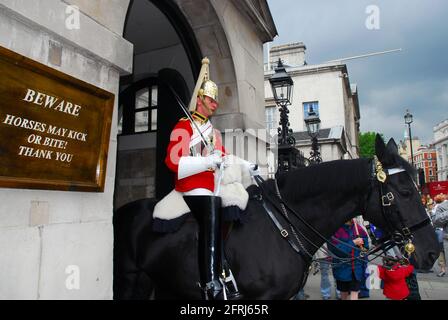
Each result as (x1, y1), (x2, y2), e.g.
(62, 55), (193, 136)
(118, 104), (123, 135)
(118, 78), (158, 135)
(135, 88), (149, 132)
(303, 101), (319, 119)
(429, 169), (433, 176)
(134, 86), (158, 133)
(265, 106), (278, 135)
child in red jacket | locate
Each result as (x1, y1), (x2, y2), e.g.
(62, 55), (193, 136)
(378, 257), (414, 300)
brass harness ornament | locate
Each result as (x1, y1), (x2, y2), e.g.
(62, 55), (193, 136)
(373, 156), (415, 257)
(374, 156), (387, 183)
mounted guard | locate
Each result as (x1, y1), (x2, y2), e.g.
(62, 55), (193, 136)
(164, 58), (242, 300)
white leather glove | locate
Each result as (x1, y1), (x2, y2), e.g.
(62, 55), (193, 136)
(207, 152), (223, 169)
(239, 159), (260, 176)
(178, 154), (222, 179)
(249, 163), (260, 177)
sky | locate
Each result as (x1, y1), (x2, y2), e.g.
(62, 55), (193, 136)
(266, 0), (448, 144)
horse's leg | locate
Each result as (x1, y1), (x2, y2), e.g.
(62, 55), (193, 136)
(113, 270), (154, 300)
(154, 286), (182, 300)
(113, 198), (158, 300)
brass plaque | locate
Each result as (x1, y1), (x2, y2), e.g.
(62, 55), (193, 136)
(0, 46), (114, 192)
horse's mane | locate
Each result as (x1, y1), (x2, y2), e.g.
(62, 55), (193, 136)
(274, 158), (372, 202)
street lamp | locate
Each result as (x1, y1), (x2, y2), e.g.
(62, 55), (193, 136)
(404, 109), (414, 167)
(269, 59), (294, 148)
(304, 109), (322, 164)
(269, 59), (305, 172)
(269, 59), (294, 106)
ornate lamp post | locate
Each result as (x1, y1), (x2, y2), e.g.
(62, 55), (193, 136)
(404, 109), (414, 167)
(304, 110), (322, 164)
(269, 59), (305, 172)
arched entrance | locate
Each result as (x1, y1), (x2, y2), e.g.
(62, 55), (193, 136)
(114, 0), (240, 210)
(110, 0), (275, 300)
(114, 0), (202, 209)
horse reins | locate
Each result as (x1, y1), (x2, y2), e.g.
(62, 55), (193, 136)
(253, 156), (432, 266)
(253, 174), (378, 266)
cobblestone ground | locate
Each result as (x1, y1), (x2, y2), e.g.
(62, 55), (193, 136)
(301, 240), (448, 300)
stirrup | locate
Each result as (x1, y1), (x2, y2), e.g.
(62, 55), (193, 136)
(200, 280), (224, 300)
(220, 268), (244, 300)
(197, 281), (218, 300)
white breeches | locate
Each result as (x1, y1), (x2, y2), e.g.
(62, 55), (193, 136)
(183, 188), (214, 196)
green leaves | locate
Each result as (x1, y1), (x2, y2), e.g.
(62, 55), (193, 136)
(359, 132), (385, 158)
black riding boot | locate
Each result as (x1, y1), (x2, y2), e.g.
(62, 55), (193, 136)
(184, 195), (224, 300)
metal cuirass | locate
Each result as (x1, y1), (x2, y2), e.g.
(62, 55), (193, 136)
(189, 120), (216, 157)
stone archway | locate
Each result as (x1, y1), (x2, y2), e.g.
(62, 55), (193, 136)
(113, 0), (242, 209)
(171, 0), (240, 120)
(119, 0), (240, 129)
(89, 0), (271, 130)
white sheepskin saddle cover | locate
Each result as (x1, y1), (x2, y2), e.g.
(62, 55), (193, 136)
(153, 155), (252, 221)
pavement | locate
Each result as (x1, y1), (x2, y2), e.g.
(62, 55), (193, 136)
(301, 241), (448, 300)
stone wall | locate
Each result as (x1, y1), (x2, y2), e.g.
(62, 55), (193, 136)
(211, 0), (267, 131)
(0, 0), (132, 299)
(286, 70), (346, 133)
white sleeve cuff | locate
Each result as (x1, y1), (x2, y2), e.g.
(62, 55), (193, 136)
(178, 156), (211, 179)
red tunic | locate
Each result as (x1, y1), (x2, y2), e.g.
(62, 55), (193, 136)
(378, 264), (414, 300)
(164, 115), (226, 193)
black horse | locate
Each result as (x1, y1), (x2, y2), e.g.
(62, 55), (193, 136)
(113, 136), (439, 299)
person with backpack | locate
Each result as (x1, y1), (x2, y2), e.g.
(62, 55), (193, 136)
(330, 220), (369, 300)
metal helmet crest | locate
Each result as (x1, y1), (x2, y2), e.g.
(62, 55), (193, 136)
(188, 57), (218, 111)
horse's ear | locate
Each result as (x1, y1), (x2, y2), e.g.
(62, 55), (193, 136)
(386, 138), (399, 155)
(375, 134), (387, 161)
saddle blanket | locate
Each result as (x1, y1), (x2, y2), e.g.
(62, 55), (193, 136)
(153, 155), (252, 222)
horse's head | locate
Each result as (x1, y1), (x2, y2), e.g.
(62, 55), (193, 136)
(364, 135), (439, 270)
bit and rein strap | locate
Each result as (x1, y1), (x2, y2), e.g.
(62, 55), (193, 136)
(371, 156), (431, 253)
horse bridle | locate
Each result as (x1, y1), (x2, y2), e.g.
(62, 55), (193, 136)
(363, 156), (432, 258)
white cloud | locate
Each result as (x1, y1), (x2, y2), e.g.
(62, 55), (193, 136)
(267, 0), (448, 145)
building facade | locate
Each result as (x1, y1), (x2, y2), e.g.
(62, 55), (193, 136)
(0, 0), (277, 299)
(412, 146), (438, 184)
(264, 43), (360, 174)
(398, 136), (421, 164)
(434, 119), (448, 181)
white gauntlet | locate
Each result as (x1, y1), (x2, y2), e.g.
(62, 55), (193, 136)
(178, 154), (223, 179)
(240, 159), (260, 176)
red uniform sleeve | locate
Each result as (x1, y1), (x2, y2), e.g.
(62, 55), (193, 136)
(165, 120), (192, 173)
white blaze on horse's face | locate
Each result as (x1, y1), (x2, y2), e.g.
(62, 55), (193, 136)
(387, 168), (405, 176)
(387, 168), (418, 191)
